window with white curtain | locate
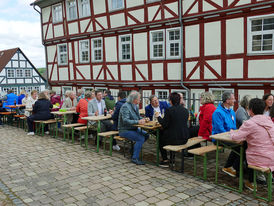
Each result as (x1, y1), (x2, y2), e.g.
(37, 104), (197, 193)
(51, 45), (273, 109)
(108, 0), (124, 11)
(52, 4), (62, 23)
(57, 44), (68, 65)
(79, 40), (89, 63)
(66, 0), (77, 21)
(78, 0), (90, 18)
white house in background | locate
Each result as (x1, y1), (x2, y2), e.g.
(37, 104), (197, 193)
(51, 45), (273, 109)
(0, 48), (46, 95)
(31, 0), (274, 109)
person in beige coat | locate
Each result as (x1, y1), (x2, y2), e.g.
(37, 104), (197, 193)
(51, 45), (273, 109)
(61, 91), (77, 123)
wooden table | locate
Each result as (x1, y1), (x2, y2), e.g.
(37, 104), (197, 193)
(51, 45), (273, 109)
(6, 104), (26, 109)
(134, 121), (162, 166)
(139, 109), (145, 116)
(82, 114), (112, 152)
(210, 131), (244, 193)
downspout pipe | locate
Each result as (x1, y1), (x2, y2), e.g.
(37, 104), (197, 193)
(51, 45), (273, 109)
(179, 0), (191, 110)
(32, 4), (50, 89)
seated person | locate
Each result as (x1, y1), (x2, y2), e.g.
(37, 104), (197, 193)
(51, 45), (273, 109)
(270, 105), (274, 122)
(118, 91), (149, 165)
(155, 92), (190, 167)
(3, 90), (18, 109)
(230, 98), (274, 190)
(22, 90), (38, 117)
(18, 90), (26, 105)
(62, 91), (77, 123)
(145, 95), (169, 121)
(27, 92), (54, 135)
(50, 90), (61, 111)
(76, 91), (92, 125)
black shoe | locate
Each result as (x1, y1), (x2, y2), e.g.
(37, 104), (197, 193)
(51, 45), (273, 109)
(159, 160), (169, 168)
(131, 158), (145, 165)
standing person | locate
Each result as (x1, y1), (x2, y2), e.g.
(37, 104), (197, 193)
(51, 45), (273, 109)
(262, 93), (273, 116)
(61, 91), (77, 123)
(111, 91), (127, 151)
(145, 95), (169, 121)
(77, 89), (85, 102)
(155, 92), (190, 167)
(104, 90), (115, 110)
(212, 91), (237, 177)
(18, 90), (26, 105)
(76, 91), (92, 125)
(27, 92), (54, 135)
(3, 90), (18, 109)
(22, 90), (38, 117)
(230, 98), (274, 191)
(198, 92), (216, 141)
(118, 91), (149, 165)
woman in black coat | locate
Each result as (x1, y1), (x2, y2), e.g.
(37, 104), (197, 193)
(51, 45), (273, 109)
(27, 92), (54, 135)
(156, 92), (190, 166)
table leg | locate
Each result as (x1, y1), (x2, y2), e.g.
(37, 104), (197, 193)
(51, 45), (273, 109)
(239, 145), (243, 192)
(97, 121), (101, 153)
(156, 129), (160, 166)
(215, 140), (219, 184)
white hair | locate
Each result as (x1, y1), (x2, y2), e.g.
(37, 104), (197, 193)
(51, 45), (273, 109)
(127, 91), (140, 103)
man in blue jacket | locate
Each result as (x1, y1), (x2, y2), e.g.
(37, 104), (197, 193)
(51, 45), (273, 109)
(145, 95), (169, 121)
(212, 91), (237, 177)
(3, 90), (18, 109)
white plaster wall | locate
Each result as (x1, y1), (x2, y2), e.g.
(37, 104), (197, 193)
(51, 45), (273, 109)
(227, 59), (243, 79)
(126, 0), (144, 8)
(165, 2), (178, 18)
(210, 0), (223, 7)
(68, 22), (79, 35)
(52, 86), (61, 95)
(48, 64), (53, 79)
(152, 63), (163, 80)
(51, 64), (58, 81)
(134, 33), (147, 61)
(93, 0), (106, 15)
(96, 17), (108, 30)
(92, 65), (101, 80)
(235, 0), (251, 6)
(47, 46), (56, 62)
(54, 24), (64, 37)
(24, 79), (31, 83)
(42, 7), (51, 23)
(136, 64), (148, 81)
(238, 89), (264, 99)
(74, 41), (79, 64)
(186, 61), (200, 79)
(69, 63), (74, 80)
(47, 24), (53, 39)
(59, 68), (69, 81)
(205, 21), (221, 56)
(168, 63), (181, 80)
(40, 85), (46, 91)
(107, 65), (118, 80)
(110, 13), (125, 28)
(204, 60), (221, 79)
(80, 19), (90, 33)
(185, 25), (199, 58)
(77, 65), (91, 80)
(226, 18), (244, 54)
(183, 0), (197, 14)
(203, 1), (216, 12)
(68, 43), (72, 61)
(248, 60), (274, 78)
(129, 9), (144, 23)
(43, 25), (47, 39)
(148, 6), (160, 21)
(121, 65), (132, 81)
(105, 37), (117, 62)
(17, 79), (24, 83)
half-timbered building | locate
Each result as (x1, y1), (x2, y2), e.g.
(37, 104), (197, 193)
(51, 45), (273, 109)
(32, 0), (274, 108)
(0, 48), (46, 96)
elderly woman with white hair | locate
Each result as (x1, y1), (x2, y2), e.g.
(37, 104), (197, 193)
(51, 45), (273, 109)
(118, 91), (149, 165)
(61, 91), (77, 123)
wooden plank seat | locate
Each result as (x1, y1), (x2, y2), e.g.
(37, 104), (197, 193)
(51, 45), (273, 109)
(0, 111), (16, 125)
(19, 116), (27, 131)
(62, 123), (85, 143)
(248, 165), (272, 202)
(34, 119), (63, 136)
(114, 136), (134, 157)
(163, 137), (206, 173)
(188, 145), (222, 180)
(98, 131), (119, 156)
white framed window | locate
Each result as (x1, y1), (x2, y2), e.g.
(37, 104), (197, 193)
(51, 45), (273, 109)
(155, 89), (169, 101)
(26, 86), (33, 94)
(2, 87), (10, 94)
(167, 28), (181, 59)
(7, 69), (15, 78)
(108, 0), (124, 11)
(20, 87), (26, 93)
(119, 34), (131, 61)
(78, 0), (90, 18)
(62, 86), (72, 98)
(83, 87), (94, 93)
(66, 0), (77, 21)
(11, 87), (18, 95)
(147, 0), (161, 3)
(248, 15), (274, 54)
(34, 86), (40, 93)
(209, 88), (234, 106)
(16, 69), (24, 78)
(79, 40), (89, 63)
(52, 4), (63, 23)
(25, 69), (32, 77)
(57, 44), (68, 65)
(92, 38), (103, 62)
(150, 30), (165, 59)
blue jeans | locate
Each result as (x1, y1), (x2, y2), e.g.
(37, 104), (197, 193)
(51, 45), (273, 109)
(120, 129), (149, 159)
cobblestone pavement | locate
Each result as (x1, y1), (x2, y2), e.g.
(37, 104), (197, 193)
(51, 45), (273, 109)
(0, 125), (272, 206)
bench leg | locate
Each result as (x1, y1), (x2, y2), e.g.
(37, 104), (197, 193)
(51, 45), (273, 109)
(267, 172), (272, 202)
(103, 137), (106, 152)
(109, 136), (113, 156)
(181, 150), (184, 173)
(85, 128), (88, 149)
(55, 122), (58, 138)
(72, 127), (75, 144)
(41, 123), (45, 136)
(193, 155), (197, 177)
(203, 154), (207, 180)
(253, 170), (257, 197)
(63, 127), (66, 141)
(123, 141), (126, 157)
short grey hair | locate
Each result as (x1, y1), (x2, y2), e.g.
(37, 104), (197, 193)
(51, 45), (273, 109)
(127, 91), (140, 103)
(222, 91), (233, 103)
(149, 95), (157, 103)
(240, 95), (251, 109)
(85, 91), (92, 98)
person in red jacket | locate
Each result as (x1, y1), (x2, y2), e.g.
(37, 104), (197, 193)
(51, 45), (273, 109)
(198, 92), (216, 141)
(76, 91), (93, 125)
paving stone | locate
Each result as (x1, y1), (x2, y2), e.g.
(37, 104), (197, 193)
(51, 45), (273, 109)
(156, 199), (174, 206)
(135, 201), (149, 206)
(176, 193), (190, 200)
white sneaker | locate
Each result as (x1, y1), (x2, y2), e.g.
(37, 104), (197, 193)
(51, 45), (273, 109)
(27, 132), (34, 136)
(80, 135), (85, 140)
(257, 173), (266, 182)
(89, 134), (93, 139)
(45, 131), (49, 135)
(113, 145), (120, 151)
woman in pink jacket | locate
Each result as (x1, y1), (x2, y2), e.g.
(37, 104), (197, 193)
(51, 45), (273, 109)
(230, 98), (274, 190)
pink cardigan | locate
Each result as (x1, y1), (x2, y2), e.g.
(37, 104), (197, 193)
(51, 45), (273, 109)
(230, 115), (274, 171)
